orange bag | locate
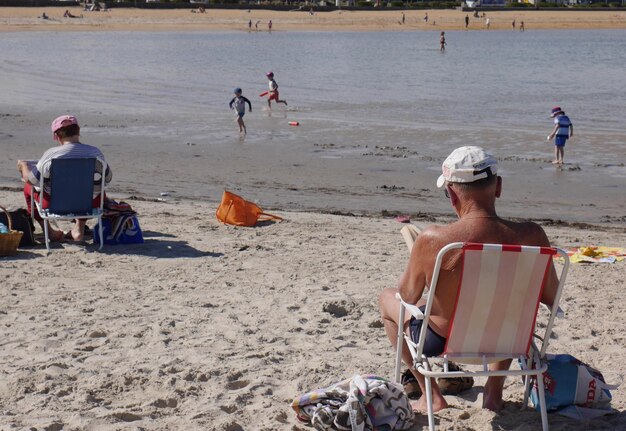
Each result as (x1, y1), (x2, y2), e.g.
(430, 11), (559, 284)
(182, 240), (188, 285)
(216, 191), (283, 227)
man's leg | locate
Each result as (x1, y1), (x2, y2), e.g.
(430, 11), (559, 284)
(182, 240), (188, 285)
(483, 359), (512, 411)
(379, 288), (448, 412)
(69, 219), (87, 241)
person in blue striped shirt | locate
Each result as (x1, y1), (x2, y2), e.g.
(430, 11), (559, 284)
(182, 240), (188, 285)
(546, 106), (574, 165)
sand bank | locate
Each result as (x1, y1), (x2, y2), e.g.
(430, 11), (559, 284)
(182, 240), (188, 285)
(0, 189), (624, 430)
(0, 7), (625, 32)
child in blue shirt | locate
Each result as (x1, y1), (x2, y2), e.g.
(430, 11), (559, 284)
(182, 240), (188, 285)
(229, 87), (252, 134)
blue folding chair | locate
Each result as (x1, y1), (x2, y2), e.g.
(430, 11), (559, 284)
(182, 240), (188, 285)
(31, 157), (107, 253)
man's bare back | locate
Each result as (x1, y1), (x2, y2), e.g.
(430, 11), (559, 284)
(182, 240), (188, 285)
(405, 216), (557, 338)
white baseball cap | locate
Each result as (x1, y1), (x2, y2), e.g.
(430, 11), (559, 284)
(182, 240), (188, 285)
(436, 146), (498, 188)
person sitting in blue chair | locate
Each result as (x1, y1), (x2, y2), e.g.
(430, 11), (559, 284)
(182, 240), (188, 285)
(17, 115), (112, 242)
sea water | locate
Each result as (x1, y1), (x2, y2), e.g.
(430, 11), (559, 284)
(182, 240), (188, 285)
(0, 30), (624, 222)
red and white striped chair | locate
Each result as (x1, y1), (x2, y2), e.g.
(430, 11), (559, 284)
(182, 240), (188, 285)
(395, 242), (569, 431)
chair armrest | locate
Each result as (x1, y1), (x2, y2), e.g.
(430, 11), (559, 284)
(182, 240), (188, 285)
(395, 292), (424, 320)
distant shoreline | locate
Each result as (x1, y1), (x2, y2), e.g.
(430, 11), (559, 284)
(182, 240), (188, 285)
(1, 7), (625, 32)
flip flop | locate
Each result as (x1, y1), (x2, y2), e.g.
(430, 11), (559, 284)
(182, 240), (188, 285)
(437, 362), (474, 395)
(401, 369), (422, 399)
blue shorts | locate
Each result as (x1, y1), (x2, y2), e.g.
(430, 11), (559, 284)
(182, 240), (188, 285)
(236, 112), (245, 119)
(409, 306), (447, 357)
(555, 135), (568, 147)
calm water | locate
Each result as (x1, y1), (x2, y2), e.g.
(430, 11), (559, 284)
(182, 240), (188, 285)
(1, 30), (625, 221)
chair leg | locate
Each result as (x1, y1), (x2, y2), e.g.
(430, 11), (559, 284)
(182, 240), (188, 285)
(98, 216), (104, 251)
(522, 358), (533, 409)
(424, 371), (435, 431)
(394, 304), (406, 383)
(535, 371), (549, 431)
(43, 220), (50, 254)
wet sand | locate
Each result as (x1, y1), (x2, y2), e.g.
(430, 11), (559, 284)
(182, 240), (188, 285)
(0, 7), (625, 32)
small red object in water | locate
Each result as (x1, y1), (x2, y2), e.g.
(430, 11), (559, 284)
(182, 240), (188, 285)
(289, 121), (300, 126)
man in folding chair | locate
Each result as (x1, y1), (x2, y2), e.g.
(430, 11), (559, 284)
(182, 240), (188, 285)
(379, 146), (560, 413)
(17, 115), (112, 242)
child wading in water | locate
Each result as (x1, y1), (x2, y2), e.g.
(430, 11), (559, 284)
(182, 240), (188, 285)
(440, 32), (446, 52)
(266, 71), (288, 108)
(547, 106), (573, 164)
(229, 87), (252, 134)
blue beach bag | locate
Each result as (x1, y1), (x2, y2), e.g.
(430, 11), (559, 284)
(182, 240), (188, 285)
(94, 214), (144, 245)
(531, 354), (614, 413)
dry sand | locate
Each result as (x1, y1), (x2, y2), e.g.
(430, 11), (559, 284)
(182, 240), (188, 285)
(0, 7), (625, 32)
(0, 189), (625, 430)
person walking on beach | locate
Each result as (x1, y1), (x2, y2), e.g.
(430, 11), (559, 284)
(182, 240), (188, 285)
(268, 19), (272, 32)
(520, 20), (525, 32)
(547, 106), (573, 165)
(465, 14), (469, 29)
(439, 31), (446, 52)
(255, 20), (260, 31)
(511, 19), (516, 30)
(423, 12), (428, 23)
(229, 87), (252, 134)
(401, 12), (405, 24)
(248, 19), (252, 31)
(379, 146), (560, 413)
(266, 71), (287, 108)
(485, 17), (490, 29)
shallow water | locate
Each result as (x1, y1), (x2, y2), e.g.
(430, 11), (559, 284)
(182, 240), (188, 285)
(0, 30), (625, 223)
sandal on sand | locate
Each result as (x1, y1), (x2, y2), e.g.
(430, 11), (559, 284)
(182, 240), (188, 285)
(437, 362), (474, 395)
(401, 369), (422, 399)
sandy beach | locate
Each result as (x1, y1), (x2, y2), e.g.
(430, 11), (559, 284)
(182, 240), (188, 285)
(0, 189), (625, 430)
(0, 7), (625, 32)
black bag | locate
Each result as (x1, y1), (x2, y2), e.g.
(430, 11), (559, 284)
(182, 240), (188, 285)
(0, 208), (36, 247)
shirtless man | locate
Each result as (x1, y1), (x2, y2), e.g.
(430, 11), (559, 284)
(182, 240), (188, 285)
(379, 146), (559, 413)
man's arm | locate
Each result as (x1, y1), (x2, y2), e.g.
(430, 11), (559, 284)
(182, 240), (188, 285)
(569, 123), (573, 138)
(228, 97), (235, 109)
(398, 229), (434, 304)
(527, 222), (560, 307)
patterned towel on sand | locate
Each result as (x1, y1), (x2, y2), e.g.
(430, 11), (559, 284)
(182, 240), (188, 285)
(292, 374), (414, 431)
(560, 246), (625, 264)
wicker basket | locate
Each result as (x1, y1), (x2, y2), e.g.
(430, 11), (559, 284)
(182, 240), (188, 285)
(0, 205), (23, 257)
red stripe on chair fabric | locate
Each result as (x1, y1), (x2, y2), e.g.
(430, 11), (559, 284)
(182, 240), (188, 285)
(463, 243), (485, 251)
(513, 253), (552, 355)
(443, 249), (469, 352)
(444, 249), (484, 354)
(476, 249), (520, 354)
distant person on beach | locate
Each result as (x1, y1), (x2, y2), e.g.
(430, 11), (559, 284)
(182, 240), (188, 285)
(266, 71), (287, 108)
(465, 14), (469, 28)
(255, 20), (260, 31)
(40, 11), (48, 19)
(64, 9), (79, 18)
(423, 12), (428, 23)
(485, 18), (490, 29)
(16, 115), (112, 242)
(512, 19), (516, 30)
(268, 20), (273, 32)
(229, 88), (252, 134)
(520, 20), (525, 31)
(379, 145), (560, 413)
(248, 19), (252, 30)
(547, 106), (573, 165)
(402, 12), (405, 24)
(439, 31), (446, 52)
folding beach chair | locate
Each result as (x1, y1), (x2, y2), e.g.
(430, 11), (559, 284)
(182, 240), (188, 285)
(31, 157), (107, 253)
(394, 242), (569, 431)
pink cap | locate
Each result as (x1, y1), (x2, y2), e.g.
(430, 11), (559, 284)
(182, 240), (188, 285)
(266, 71), (274, 77)
(51, 115), (78, 133)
